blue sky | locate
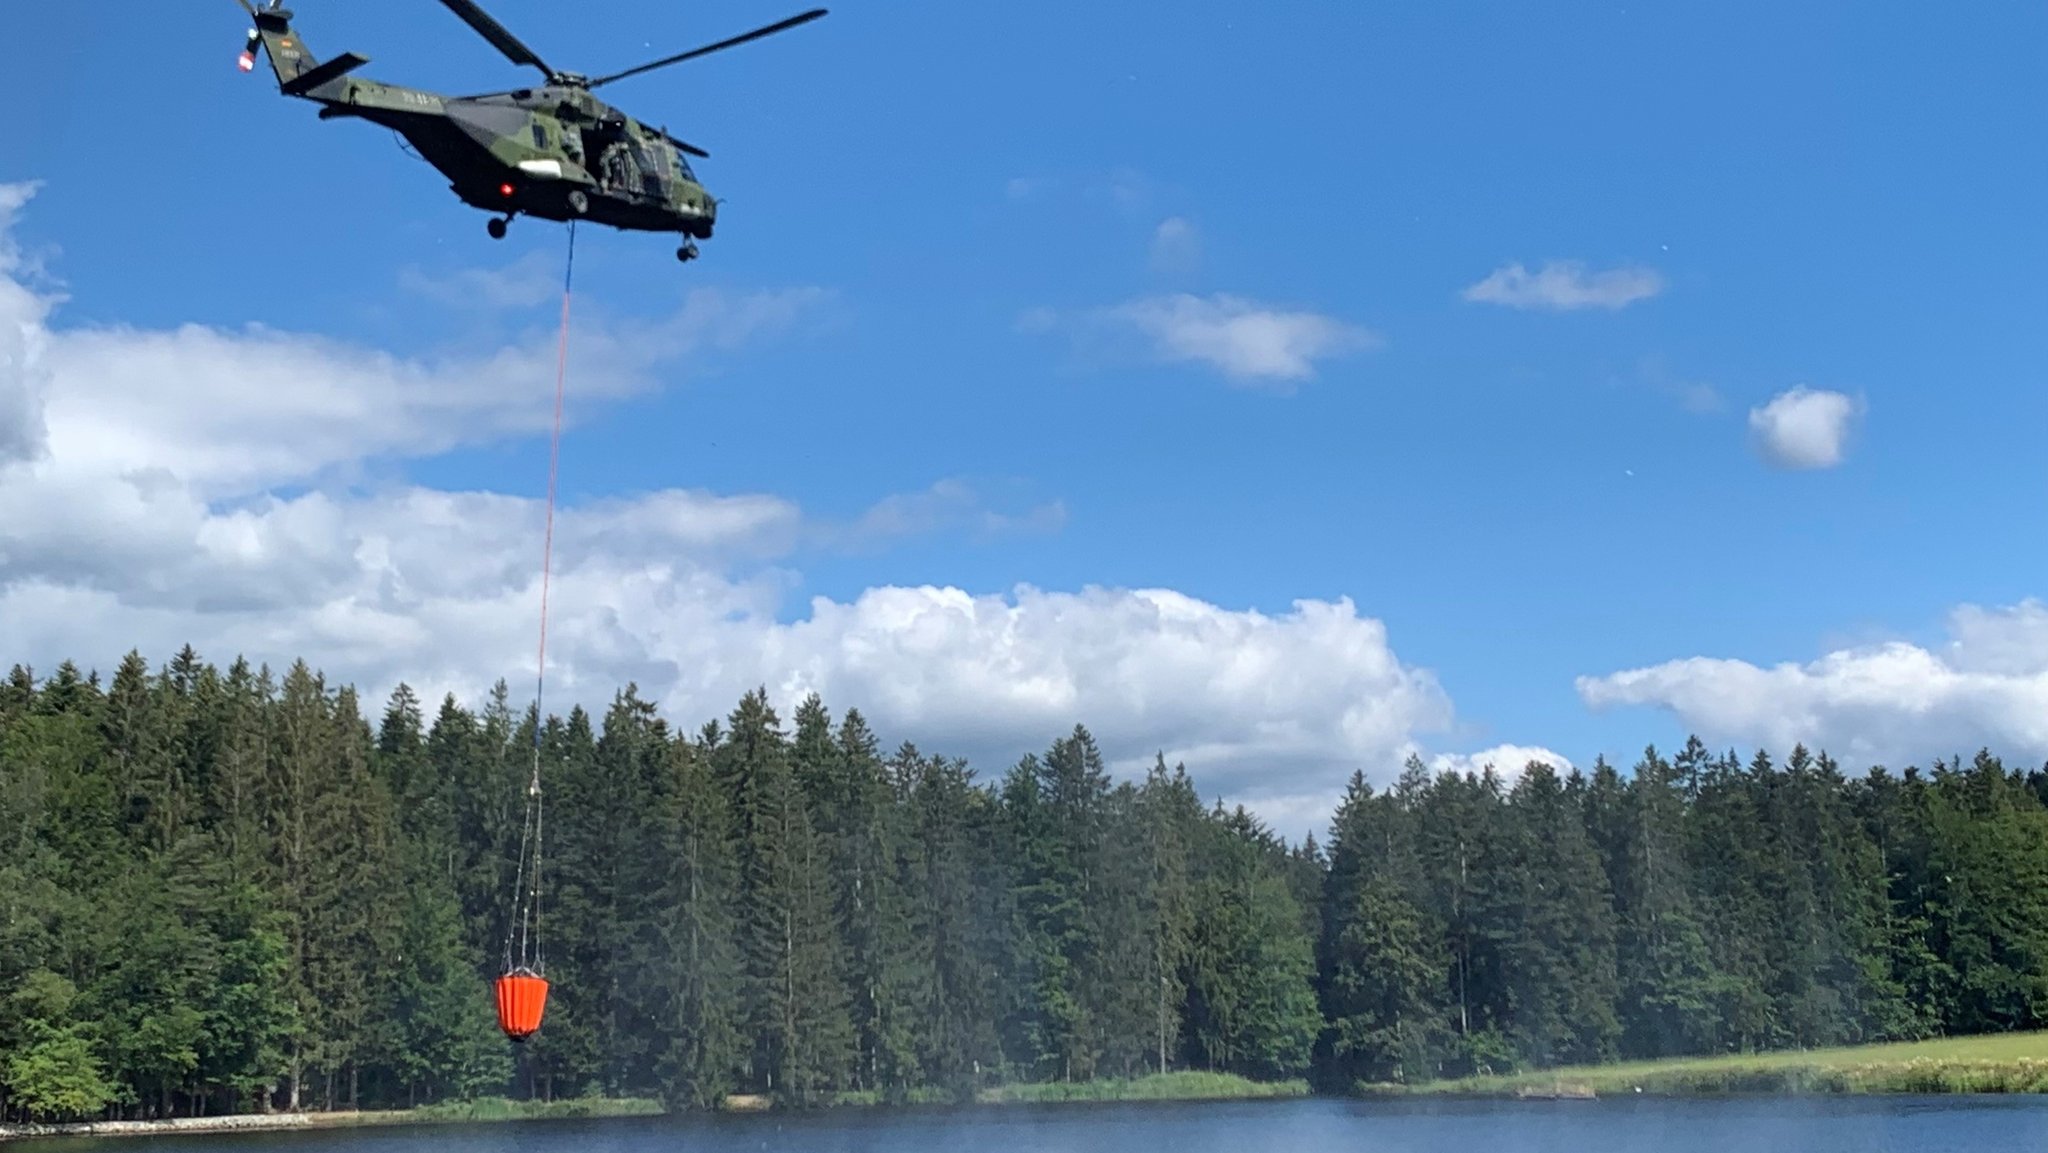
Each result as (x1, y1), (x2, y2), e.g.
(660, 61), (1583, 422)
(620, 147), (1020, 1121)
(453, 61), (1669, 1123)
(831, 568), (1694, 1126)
(3, 0), (2047, 834)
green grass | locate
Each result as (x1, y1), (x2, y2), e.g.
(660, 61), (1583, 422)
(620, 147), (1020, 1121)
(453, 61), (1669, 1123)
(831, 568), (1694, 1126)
(818, 1071), (1307, 1109)
(0, 1075), (1304, 1142)
(308, 1095), (665, 1128)
(977, 1071), (1310, 1104)
(1371, 1031), (2048, 1097)
(821, 1087), (960, 1108)
(309, 1074), (1302, 1127)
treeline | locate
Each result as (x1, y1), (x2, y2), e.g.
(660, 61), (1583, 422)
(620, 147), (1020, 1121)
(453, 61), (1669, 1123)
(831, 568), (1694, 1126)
(3, 650), (2047, 1123)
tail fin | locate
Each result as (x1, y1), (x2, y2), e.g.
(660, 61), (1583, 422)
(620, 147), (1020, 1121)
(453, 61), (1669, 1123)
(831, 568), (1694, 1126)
(246, 7), (318, 88)
(241, 6), (369, 98)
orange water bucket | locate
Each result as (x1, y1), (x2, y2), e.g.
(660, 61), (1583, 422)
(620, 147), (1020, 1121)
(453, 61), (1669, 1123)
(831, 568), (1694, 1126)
(494, 971), (549, 1041)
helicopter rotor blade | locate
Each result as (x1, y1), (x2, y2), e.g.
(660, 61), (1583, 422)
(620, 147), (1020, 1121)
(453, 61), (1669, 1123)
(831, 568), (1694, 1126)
(587, 8), (826, 89)
(657, 128), (710, 158)
(433, 0), (555, 80)
(231, 0), (256, 14)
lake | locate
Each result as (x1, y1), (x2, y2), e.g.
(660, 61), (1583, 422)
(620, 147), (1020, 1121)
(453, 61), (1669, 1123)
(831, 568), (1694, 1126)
(25, 1096), (2048, 1153)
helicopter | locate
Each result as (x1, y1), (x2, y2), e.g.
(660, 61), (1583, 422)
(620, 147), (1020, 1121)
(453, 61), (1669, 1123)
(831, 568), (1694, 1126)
(231, 0), (827, 262)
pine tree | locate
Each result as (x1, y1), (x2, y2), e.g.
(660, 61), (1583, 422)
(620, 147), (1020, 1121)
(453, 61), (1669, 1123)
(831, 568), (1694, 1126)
(1318, 771), (1446, 1086)
(1501, 764), (1620, 1067)
(716, 689), (853, 1101)
(654, 731), (743, 1109)
(1137, 756), (1200, 1075)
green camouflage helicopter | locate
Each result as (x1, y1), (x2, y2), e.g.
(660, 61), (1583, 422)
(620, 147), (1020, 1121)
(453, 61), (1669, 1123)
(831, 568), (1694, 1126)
(232, 0), (826, 262)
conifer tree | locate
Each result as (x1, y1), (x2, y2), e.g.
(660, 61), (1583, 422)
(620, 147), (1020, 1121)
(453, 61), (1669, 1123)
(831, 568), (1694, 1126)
(18, 644), (2048, 1118)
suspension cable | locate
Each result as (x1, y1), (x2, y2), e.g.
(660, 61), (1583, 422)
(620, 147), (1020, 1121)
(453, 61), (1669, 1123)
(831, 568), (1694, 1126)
(504, 219), (576, 978)
(536, 220), (575, 756)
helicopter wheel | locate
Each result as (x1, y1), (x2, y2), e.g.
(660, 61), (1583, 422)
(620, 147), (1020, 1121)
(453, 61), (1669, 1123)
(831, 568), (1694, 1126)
(567, 190), (589, 216)
(676, 241), (699, 263)
(487, 217), (509, 240)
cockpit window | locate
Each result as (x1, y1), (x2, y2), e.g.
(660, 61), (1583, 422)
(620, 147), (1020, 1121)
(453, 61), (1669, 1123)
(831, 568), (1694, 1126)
(673, 153), (697, 183)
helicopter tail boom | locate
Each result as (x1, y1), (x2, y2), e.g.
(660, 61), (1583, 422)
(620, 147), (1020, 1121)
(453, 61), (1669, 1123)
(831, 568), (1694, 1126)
(280, 51), (368, 96)
(237, 4), (367, 101)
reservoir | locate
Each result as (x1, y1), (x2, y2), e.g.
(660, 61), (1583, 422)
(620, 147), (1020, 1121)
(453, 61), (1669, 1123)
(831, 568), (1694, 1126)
(23, 1096), (2048, 1153)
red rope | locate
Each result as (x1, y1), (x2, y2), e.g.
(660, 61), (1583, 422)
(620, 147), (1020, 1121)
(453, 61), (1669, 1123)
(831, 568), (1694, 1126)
(533, 221), (575, 754)
(505, 221), (574, 980)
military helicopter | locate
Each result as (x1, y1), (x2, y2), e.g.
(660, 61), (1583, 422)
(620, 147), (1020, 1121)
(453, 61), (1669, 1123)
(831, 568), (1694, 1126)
(231, 0), (826, 262)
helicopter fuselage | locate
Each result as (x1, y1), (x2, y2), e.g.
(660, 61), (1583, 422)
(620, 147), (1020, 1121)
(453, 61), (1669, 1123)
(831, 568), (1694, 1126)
(312, 80), (717, 238)
(243, 11), (717, 243)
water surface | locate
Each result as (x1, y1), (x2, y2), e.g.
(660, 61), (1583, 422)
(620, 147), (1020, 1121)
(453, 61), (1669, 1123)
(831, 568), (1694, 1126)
(35, 1096), (2048, 1153)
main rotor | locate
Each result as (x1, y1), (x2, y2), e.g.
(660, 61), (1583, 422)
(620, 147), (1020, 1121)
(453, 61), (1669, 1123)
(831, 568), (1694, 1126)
(436, 0), (826, 95)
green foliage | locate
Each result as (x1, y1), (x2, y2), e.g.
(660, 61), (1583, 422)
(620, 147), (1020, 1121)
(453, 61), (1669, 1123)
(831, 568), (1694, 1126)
(1399, 1030), (2048, 1097)
(4, 1021), (118, 1120)
(6, 647), (2048, 1121)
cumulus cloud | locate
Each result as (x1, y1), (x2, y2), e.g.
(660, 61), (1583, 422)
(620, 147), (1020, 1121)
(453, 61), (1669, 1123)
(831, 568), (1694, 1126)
(1428, 744), (1575, 779)
(1577, 598), (2048, 769)
(1462, 260), (1664, 311)
(0, 182), (50, 465)
(0, 181), (1459, 841)
(28, 282), (822, 501)
(1097, 293), (1377, 385)
(1748, 385), (1861, 470)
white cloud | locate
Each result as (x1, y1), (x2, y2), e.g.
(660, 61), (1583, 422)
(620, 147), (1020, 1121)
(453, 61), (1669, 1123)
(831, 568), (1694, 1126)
(1577, 598), (2048, 768)
(1098, 293), (1377, 385)
(397, 250), (562, 311)
(0, 182), (1457, 842)
(0, 181), (51, 466)
(1630, 357), (1724, 415)
(27, 282), (822, 501)
(1462, 260), (1665, 311)
(1748, 385), (1861, 470)
(823, 478), (1065, 552)
(1149, 217), (1202, 280)
(1428, 744), (1575, 779)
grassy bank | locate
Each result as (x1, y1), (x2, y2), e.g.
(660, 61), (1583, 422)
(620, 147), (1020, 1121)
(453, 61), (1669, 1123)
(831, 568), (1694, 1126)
(1370, 1031), (2048, 1097)
(376, 1095), (666, 1124)
(0, 1075), (1308, 1142)
(974, 1071), (1310, 1105)
(820, 1071), (1307, 1108)
(0, 1097), (663, 1144)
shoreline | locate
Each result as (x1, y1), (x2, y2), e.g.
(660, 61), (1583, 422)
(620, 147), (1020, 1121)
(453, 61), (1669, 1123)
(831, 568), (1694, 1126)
(0, 1073), (1305, 1143)
(1358, 1031), (2048, 1099)
(26, 1036), (2048, 1145)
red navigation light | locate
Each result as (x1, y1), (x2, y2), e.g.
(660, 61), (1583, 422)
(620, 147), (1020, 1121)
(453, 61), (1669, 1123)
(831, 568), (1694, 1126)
(500, 183), (515, 198)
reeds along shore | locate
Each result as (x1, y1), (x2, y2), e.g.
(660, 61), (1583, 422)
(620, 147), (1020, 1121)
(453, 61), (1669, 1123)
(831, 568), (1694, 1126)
(0, 1075), (1305, 1143)
(1370, 1033), (2048, 1097)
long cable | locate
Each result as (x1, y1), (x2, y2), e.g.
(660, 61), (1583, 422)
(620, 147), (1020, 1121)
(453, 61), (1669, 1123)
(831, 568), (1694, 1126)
(506, 219), (576, 978)
(535, 219), (576, 753)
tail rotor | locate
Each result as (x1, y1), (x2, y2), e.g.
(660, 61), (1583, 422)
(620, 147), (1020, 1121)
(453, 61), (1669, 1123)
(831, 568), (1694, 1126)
(232, 0), (283, 74)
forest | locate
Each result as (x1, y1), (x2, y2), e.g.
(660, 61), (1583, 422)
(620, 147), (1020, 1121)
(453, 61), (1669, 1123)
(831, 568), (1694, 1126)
(5, 647), (2048, 1123)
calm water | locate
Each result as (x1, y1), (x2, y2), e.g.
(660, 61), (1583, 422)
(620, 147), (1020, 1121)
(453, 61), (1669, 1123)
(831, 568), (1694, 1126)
(33, 1097), (2048, 1153)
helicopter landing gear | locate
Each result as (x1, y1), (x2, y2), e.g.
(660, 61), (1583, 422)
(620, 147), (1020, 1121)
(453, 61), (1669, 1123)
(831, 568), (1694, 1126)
(567, 190), (589, 216)
(676, 241), (699, 263)
(487, 216), (510, 239)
